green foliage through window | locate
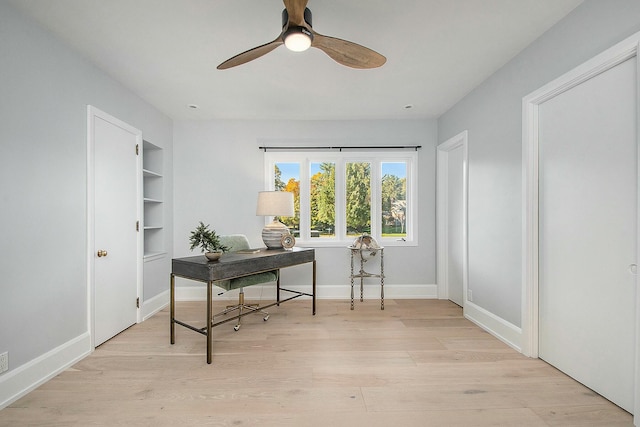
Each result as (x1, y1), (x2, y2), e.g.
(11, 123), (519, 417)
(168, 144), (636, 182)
(346, 162), (371, 235)
(310, 162), (335, 237)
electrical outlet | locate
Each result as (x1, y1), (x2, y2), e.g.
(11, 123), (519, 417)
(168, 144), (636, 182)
(467, 290), (473, 302)
(0, 352), (8, 374)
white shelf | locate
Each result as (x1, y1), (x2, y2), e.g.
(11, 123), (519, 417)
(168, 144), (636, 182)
(142, 140), (162, 172)
(144, 251), (166, 262)
(143, 169), (163, 178)
(143, 140), (164, 257)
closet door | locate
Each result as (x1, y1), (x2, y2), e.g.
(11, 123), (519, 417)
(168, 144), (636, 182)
(538, 57), (637, 412)
(90, 107), (141, 347)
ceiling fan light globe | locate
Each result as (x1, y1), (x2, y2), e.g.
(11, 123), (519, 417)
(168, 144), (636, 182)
(284, 27), (313, 52)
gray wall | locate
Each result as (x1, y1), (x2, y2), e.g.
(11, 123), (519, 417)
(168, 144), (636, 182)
(0, 2), (173, 374)
(438, 0), (640, 327)
(173, 119), (437, 294)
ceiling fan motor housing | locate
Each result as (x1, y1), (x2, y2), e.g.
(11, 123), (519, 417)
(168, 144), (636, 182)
(282, 7), (313, 50)
(282, 7), (312, 28)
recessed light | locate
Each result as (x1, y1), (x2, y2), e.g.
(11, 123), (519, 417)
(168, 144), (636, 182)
(187, 104), (199, 109)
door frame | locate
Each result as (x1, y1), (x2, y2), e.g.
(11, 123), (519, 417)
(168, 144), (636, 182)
(87, 105), (143, 349)
(437, 130), (468, 303)
(522, 33), (640, 418)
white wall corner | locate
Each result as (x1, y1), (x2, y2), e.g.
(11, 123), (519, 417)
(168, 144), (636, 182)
(464, 301), (522, 353)
(0, 332), (91, 410)
(142, 290), (170, 321)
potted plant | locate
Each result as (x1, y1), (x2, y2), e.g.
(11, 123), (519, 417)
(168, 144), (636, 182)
(189, 221), (229, 261)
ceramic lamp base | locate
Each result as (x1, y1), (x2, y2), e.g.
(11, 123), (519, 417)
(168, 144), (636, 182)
(262, 219), (290, 249)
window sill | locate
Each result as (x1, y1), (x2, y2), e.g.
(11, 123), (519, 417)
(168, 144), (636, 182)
(294, 239), (417, 248)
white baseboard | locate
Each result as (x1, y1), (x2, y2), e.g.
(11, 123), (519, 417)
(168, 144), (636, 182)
(0, 332), (91, 410)
(464, 301), (522, 352)
(141, 290), (169, 321)
(175, 283), (438, 301)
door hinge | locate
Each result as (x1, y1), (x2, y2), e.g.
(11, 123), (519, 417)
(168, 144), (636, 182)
(136, 144), (139, 155)
(136, 297), (140, 308)
(136, 220), (140, 232)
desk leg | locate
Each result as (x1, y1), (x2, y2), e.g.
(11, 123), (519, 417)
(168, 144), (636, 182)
(276, 273), (281, 307)
(312, 260), (316, 315)
(170, 273), (175, 344)
(207, 281), (212, 364)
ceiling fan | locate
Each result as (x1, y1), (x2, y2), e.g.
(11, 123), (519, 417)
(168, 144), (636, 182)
(217, 0), (386, 70)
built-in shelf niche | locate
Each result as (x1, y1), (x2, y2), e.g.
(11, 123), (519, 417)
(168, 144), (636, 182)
(142, 140), (165, 260)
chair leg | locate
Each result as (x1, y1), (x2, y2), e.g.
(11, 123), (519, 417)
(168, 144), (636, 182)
(234, 292), (244, 331)
(213, 288), (269, 331)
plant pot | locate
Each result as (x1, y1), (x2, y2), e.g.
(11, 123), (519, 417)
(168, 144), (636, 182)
(204, 251), (222, 261)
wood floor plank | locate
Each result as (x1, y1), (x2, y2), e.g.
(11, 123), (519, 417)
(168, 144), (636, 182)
(361, 382), (610, 412)
(0, 299), (633, 426)
(408, 349), (526, 364)
(312, 360), (583, 388)
(532, 403), (636, 426)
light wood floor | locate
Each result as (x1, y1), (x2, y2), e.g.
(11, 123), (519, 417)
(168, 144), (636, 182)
(0, 299), (633, 426)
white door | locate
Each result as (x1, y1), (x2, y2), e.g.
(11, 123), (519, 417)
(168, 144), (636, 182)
(437, 131), (468, 307)
(90, 108), (141, 346)
(538, 57), (636, 412)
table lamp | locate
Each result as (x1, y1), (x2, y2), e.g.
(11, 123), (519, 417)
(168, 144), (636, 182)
(256, 191), (294, 249)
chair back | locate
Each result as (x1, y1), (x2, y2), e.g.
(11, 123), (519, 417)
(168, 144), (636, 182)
(220, 234), (250, 252)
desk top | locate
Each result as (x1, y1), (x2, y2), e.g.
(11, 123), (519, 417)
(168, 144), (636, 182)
(172, 247), (315, 282)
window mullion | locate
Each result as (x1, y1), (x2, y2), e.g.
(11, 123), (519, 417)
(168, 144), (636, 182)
(299, 160), (310, 241)
(335, 159), (346, 241)
(370, 160), (380, 240)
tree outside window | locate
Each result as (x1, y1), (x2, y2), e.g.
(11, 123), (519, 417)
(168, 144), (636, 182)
(274, 163), (300, 233)
(346, 162), (371, 236)
(310, 162), (335, 237)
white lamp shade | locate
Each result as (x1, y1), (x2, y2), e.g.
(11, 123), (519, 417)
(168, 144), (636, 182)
(256, 191), (294, 217)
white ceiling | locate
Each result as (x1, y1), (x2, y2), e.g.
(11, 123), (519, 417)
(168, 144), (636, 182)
(10, 0), (583, 121)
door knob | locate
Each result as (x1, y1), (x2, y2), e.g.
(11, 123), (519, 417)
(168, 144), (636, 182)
(97, 250), (108, 258)
(629, 264), (637, 275)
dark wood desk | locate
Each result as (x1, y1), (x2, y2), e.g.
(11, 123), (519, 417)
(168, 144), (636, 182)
(170, 247), (316, 363)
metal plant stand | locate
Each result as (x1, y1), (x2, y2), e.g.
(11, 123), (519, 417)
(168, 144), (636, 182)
(349, 246), (384, 310)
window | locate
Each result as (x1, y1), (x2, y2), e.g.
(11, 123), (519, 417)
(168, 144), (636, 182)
(381, 162), (407, 237)
(265, 151), (417, 246)
(274, 162), (300, 231)
(310, 161), (335, 237)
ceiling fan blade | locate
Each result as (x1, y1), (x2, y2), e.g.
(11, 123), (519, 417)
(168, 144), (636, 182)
(283, 0), (309, 26)
(217, 38), (284, 70)
(312, 33), (386, 69)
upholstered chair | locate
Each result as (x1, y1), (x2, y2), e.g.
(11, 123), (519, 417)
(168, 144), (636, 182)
(214, 234), (278, 331)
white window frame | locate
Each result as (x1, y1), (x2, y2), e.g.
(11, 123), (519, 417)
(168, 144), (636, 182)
(264, 150), (418, 247)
